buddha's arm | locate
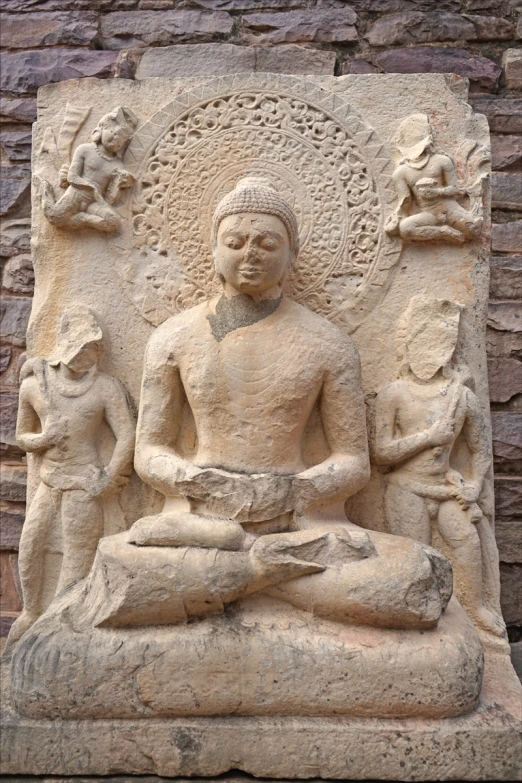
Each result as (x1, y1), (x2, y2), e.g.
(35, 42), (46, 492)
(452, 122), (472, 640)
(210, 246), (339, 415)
(292, 336), (370, 510)
(134, 329), (197, 496)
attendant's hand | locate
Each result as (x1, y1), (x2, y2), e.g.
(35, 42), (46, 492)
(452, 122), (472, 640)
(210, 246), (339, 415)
(58, 164), (70, 189)
(41, 416), (69, 449)
(446, 469), (480, 509)
(84, 466), (127, 498)
(427, 416), (456, 447)
(417, 185), (441, 200)
(385, 213), (400, 235)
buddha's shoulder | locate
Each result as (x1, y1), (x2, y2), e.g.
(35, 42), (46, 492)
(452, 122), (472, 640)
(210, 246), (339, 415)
(147, 300), (212, 347)
(287, 300), (358, 354)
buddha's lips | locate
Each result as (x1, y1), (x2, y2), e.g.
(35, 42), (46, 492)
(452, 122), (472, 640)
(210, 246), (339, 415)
(207, 293), (283, 342)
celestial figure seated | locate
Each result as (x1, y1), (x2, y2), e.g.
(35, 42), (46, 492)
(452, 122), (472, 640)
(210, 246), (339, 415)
(373, 296), (506, 643)
(40, 106), (137, 234)
(385, 113), (482, 244)
(9, 180), (484, 721)
(6, 306), (135, 650)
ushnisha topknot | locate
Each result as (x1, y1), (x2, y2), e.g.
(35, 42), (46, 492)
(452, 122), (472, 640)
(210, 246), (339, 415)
(212, 177), (300, 258)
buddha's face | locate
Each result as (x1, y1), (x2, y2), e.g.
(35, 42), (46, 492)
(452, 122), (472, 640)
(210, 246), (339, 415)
(215, 212), (291, 295)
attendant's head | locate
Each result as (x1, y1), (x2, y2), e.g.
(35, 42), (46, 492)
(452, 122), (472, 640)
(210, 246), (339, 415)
(92, 106), (137, 156)
(396, 113), (433, 162)
(212, 178), (299, 296)
(53, 306), (103, 373)
(397, 296), (463, 381)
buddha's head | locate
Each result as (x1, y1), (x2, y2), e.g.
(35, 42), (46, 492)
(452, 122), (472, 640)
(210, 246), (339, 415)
(52, 306), (103, 373)
(212, 177), (299, 296)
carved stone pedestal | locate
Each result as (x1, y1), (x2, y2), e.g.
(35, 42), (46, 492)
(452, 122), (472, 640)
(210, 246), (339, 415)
(1, 651), (520, 780)
(8, 597), (482, 721)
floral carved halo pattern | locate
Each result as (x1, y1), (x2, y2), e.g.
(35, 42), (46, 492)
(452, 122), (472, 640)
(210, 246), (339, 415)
(116, 74), (402, 331)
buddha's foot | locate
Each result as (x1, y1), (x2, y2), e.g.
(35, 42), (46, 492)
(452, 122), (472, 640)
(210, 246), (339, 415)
(249, 532), (333, 584)
(129, 511), (248, 551)
(67, 529), (328, 629)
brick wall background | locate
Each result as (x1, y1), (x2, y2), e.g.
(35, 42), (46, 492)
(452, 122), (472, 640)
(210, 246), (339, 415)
(1, 0), (521, 666)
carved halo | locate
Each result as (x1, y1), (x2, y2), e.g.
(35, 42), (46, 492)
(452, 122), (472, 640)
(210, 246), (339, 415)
(116, 74), (401, 332)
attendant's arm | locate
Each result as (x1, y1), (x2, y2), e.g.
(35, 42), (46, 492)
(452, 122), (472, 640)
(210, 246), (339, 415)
(102, 379), (136, 482)
(293, 336), (370, 509)
(450, 389), (492, 504)
(394, 169), (413, 216)
(66, 145), (96, 192)
(16, 379), (53, 453)
(374, 380), (461, 465)
(439, 155), (464, 198)
(373, 383), (434, 465)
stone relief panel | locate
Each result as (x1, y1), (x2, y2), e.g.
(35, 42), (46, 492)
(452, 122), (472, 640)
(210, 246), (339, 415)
(115, 74), (403, 331)
(7, 76), (519, 761)
(6, 306), (135, 650)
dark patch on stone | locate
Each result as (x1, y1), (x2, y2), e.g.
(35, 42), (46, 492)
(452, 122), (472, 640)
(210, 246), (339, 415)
(207, 293), (282, 342)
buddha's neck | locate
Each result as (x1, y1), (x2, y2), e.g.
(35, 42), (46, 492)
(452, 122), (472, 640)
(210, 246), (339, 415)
(208, 291), (284, 342)
(222, 283), (283, 302)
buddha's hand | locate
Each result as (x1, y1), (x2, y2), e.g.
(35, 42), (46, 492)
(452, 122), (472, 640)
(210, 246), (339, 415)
(290, 471), (337, 512)
(176, 465), (294, 523)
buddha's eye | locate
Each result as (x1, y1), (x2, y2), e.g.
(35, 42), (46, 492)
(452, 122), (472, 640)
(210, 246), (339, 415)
(259, 238), (278, 251)
(224, 236), (244, 249)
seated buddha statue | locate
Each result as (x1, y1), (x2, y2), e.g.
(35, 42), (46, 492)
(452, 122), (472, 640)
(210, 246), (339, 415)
(10, 178), (484, 721)
(126, 176), (454, 629)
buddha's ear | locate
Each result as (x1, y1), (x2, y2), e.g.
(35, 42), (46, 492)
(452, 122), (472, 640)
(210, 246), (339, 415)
(212, 246), (226, 284)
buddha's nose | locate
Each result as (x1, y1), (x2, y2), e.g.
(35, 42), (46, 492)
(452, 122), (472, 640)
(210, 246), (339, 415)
(244, 243), (259, 262)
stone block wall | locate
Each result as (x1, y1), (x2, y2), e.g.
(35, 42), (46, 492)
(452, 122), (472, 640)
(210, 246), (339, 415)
(1, 0), (521, 661)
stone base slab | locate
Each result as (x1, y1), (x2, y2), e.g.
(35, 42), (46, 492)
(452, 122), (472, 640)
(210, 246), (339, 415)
(1, 653), (520, 780)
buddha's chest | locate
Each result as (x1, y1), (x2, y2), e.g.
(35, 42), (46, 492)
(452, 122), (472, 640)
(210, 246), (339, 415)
(179, 327), (324, 415)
